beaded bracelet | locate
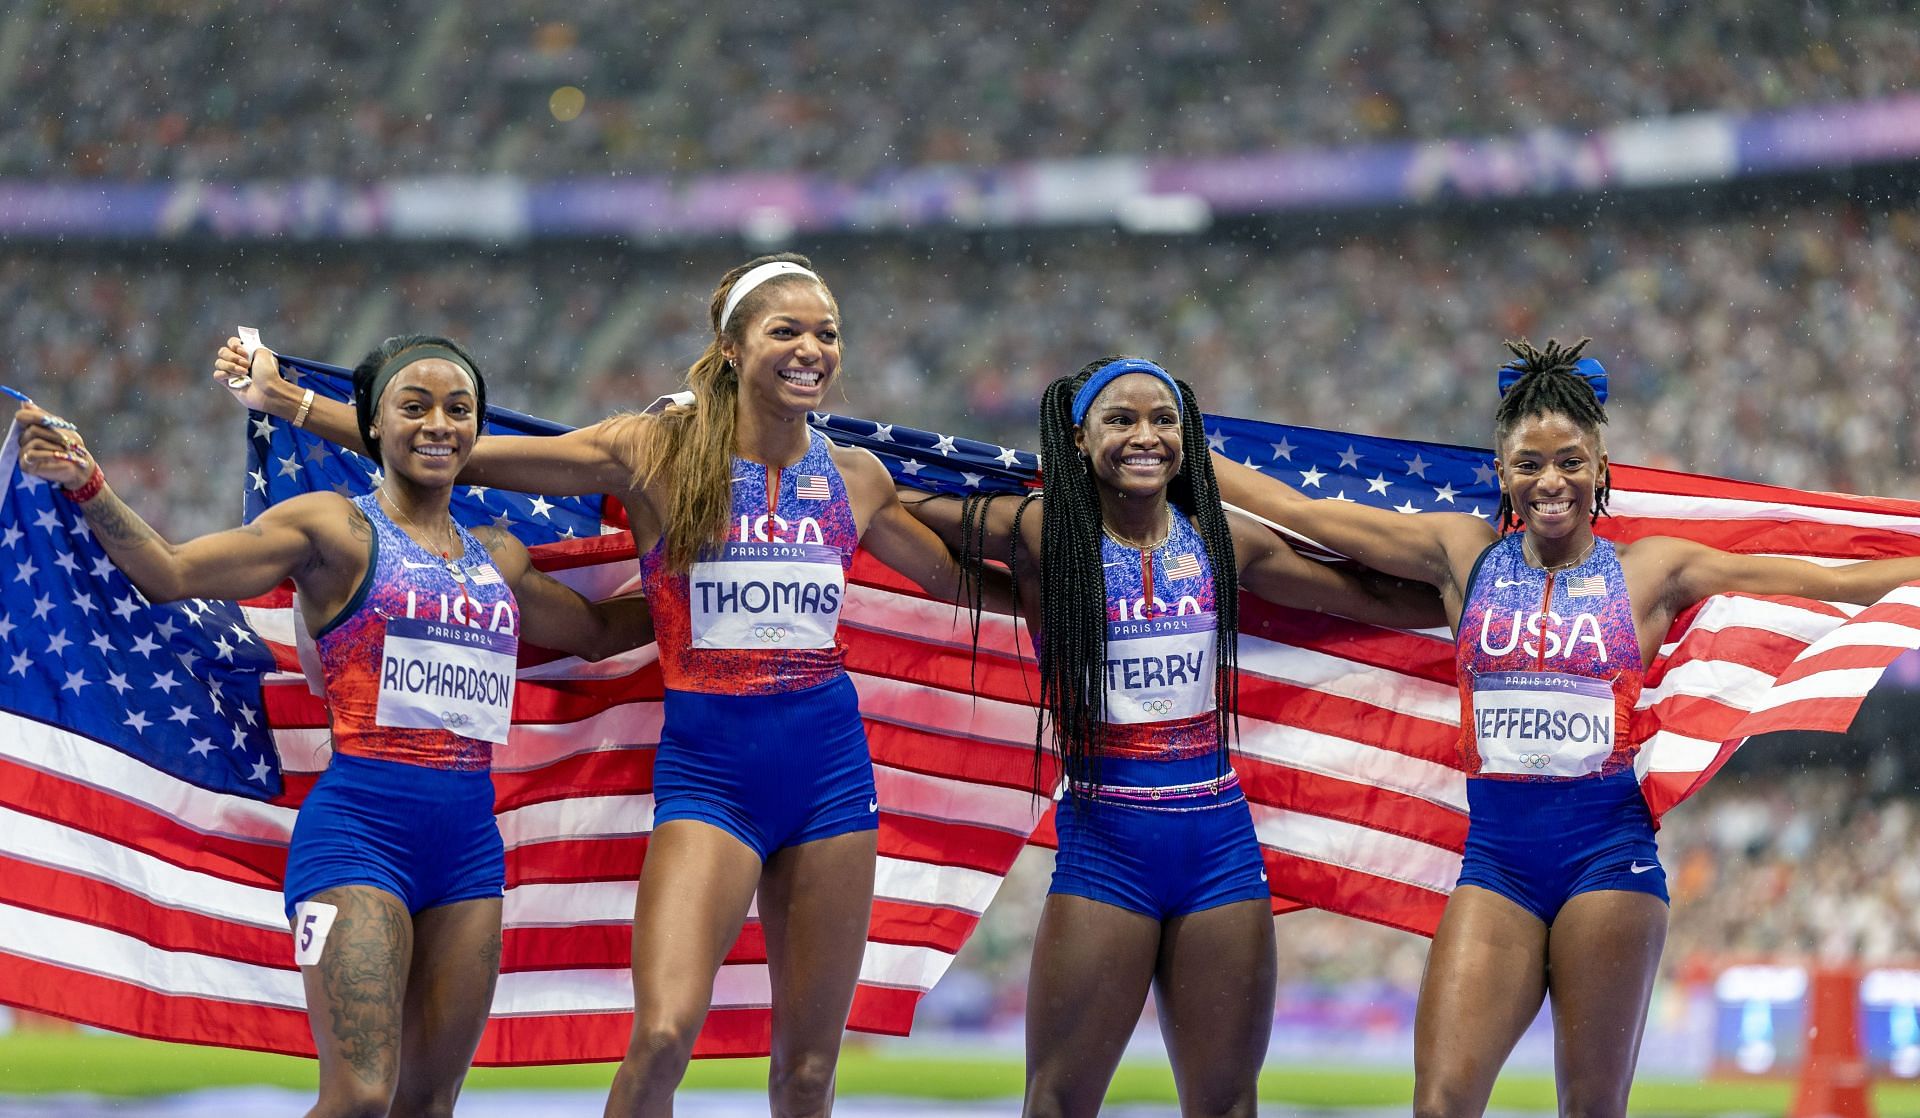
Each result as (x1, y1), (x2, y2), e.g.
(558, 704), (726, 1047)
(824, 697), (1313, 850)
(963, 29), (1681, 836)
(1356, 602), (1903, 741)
(63, 464), (106, 504)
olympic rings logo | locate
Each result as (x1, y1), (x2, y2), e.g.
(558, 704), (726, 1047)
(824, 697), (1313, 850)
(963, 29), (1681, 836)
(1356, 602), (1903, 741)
(1140, 698), (1178, 715)
(1517, 752), (1553, 770)
(752, 625), (790, 643)
(441, 711), (473, 729)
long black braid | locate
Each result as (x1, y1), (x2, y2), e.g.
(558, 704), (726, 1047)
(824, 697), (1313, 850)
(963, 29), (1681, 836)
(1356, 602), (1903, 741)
(1494, 336), (1611, 530)
(1032, 357), (1242, 796)
(956, 488), (1047, 794)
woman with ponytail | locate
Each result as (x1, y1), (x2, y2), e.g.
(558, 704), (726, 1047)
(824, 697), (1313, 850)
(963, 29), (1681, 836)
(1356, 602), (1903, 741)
(1214, 337), (1920, 1118)
(216, 254), (984, 1118)
(906, 357), (1438, 1118)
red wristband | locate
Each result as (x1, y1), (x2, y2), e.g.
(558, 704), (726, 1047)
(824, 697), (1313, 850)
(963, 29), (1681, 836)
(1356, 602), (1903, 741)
(63, 465), (106, 504)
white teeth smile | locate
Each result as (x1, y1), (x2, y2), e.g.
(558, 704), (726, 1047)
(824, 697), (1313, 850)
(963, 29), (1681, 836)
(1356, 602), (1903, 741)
(1121, 456), (1164, 467)
(1534, 500), (1572, 515)
(415, 446), (454, 457)
(778, 369), (822, 387)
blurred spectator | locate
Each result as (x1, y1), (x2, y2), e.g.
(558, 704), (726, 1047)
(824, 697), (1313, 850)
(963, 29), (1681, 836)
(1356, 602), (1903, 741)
(3, 1), (1916, 181)
(8, 198), (1917, 540)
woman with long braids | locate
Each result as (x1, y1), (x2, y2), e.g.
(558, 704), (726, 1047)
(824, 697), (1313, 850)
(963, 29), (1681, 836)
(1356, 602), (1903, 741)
(1214, 337), (1920, 1118)
(213, 254), (989, 1118)
(906, 356), (1439, 1118)
(19, 337), (651, 1118)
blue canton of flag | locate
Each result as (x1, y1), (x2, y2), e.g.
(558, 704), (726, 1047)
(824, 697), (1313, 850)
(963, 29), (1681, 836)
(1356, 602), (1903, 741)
(806, 410), (1499, 536)
(1204, 414), (1502, 525)
(808, 412), (1039, 497)
(245, 356), (610, 547)
(0, 420), (281, 797)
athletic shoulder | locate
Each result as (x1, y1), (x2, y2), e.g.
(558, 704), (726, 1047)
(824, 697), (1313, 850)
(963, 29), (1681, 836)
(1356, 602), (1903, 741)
(829, 441), (895, 490)
(469, 522), (532, 578)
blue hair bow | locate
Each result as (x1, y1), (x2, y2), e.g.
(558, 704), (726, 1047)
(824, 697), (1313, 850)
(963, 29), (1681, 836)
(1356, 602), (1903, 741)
(1497, 356), (1608, 404)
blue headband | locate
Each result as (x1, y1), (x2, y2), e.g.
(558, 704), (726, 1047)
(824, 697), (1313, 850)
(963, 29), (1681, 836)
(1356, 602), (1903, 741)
(1497, 355), (1608, 405)
(1070, 359), (1183, 424)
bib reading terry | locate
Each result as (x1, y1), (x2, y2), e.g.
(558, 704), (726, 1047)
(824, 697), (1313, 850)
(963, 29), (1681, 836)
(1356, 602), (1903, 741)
(1104, 612), (1217, 724)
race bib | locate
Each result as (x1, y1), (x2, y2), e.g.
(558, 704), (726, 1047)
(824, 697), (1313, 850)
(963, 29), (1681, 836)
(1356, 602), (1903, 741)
(375, 617), (518, 744)
(1103, 613), (1217, 724)
(689, 542), (845, 650)
(1471, 671), (1616, 777)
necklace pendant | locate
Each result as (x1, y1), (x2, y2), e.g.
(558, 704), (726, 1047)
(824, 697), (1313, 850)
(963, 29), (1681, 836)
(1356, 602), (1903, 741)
(446, 561), (467, 583)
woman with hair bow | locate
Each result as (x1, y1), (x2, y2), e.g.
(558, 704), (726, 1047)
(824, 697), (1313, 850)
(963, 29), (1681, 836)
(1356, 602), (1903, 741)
(1214, 338), (1920, 1118)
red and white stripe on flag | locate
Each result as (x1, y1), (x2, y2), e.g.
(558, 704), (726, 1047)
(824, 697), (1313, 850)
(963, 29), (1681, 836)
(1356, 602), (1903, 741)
(0, 530), (1053, 1064)
(6, 456), (1920, 1060)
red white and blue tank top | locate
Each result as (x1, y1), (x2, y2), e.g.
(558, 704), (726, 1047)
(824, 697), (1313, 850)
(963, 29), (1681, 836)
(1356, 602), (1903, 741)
(315, 494), (521, 772)
(639, 429), (859, 695)
(1455, 532), (1642, 781)
(1081, 512), (1224, 796)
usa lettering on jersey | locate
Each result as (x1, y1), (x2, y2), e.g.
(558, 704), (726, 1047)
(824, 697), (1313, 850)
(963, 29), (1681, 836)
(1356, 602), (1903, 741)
(736, 513), (827, 546)
(1112, 594), (1206, 622)
(402, 589), (519, 635)
(1477, 609), (1609, 661)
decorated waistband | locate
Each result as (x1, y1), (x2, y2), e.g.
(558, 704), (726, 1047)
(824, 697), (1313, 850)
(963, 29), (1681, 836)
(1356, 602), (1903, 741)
(1068, 771), (1240, 806)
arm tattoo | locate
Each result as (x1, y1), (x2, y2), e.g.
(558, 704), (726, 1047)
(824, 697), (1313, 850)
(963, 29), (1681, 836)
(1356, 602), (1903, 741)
(470, 525), (511, 556)
(346, 505), (372, 544)
(82, 490), (165, 550)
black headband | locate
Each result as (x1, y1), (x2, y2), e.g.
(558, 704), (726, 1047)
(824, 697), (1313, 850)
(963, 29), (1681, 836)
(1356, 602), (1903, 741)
(369, 345), (478, 407)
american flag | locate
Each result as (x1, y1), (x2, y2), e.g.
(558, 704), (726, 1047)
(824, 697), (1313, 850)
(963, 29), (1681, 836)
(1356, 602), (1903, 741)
(795, 474), (832, 501)
(1164, 552), (1204, 581)
(1564, 573), (1607, 599)
(3, 361), (1918, 1060)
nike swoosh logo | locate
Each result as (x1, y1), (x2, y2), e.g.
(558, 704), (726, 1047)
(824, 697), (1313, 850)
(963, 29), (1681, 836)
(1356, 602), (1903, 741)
(1493, 578), (1526, 588)
(400, 559), (441, 570)
(868, 799), (879, 813)
(1630, 861), (1657, 874)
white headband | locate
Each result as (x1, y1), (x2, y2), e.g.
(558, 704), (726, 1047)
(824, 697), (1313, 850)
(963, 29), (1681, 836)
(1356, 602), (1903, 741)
(720, 261), (821, 330)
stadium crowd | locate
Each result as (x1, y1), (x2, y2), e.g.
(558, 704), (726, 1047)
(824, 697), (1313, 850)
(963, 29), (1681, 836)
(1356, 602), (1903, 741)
(9, 197), (1916, 539)
(6, 0), (1918, 180)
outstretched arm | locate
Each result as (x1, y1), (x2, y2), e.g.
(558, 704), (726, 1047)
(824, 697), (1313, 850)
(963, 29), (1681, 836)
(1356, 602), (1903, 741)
(212, 339), (637, 499)
(474, 526), (655, 661)
(837, 452), (1016, 611)
(895, 486), (1038, 561)
(1643, 535), (1920, 615)
(1213, 453), (1492, 595)
(1231, 513), (1447, 629)
(15, 402), (339, 604)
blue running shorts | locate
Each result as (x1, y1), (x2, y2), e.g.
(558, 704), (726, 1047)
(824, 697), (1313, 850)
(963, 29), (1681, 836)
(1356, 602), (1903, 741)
(282, 752), (504, 921)
(652, 673), (878, 860)
(1455, 767), (1669, 924)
